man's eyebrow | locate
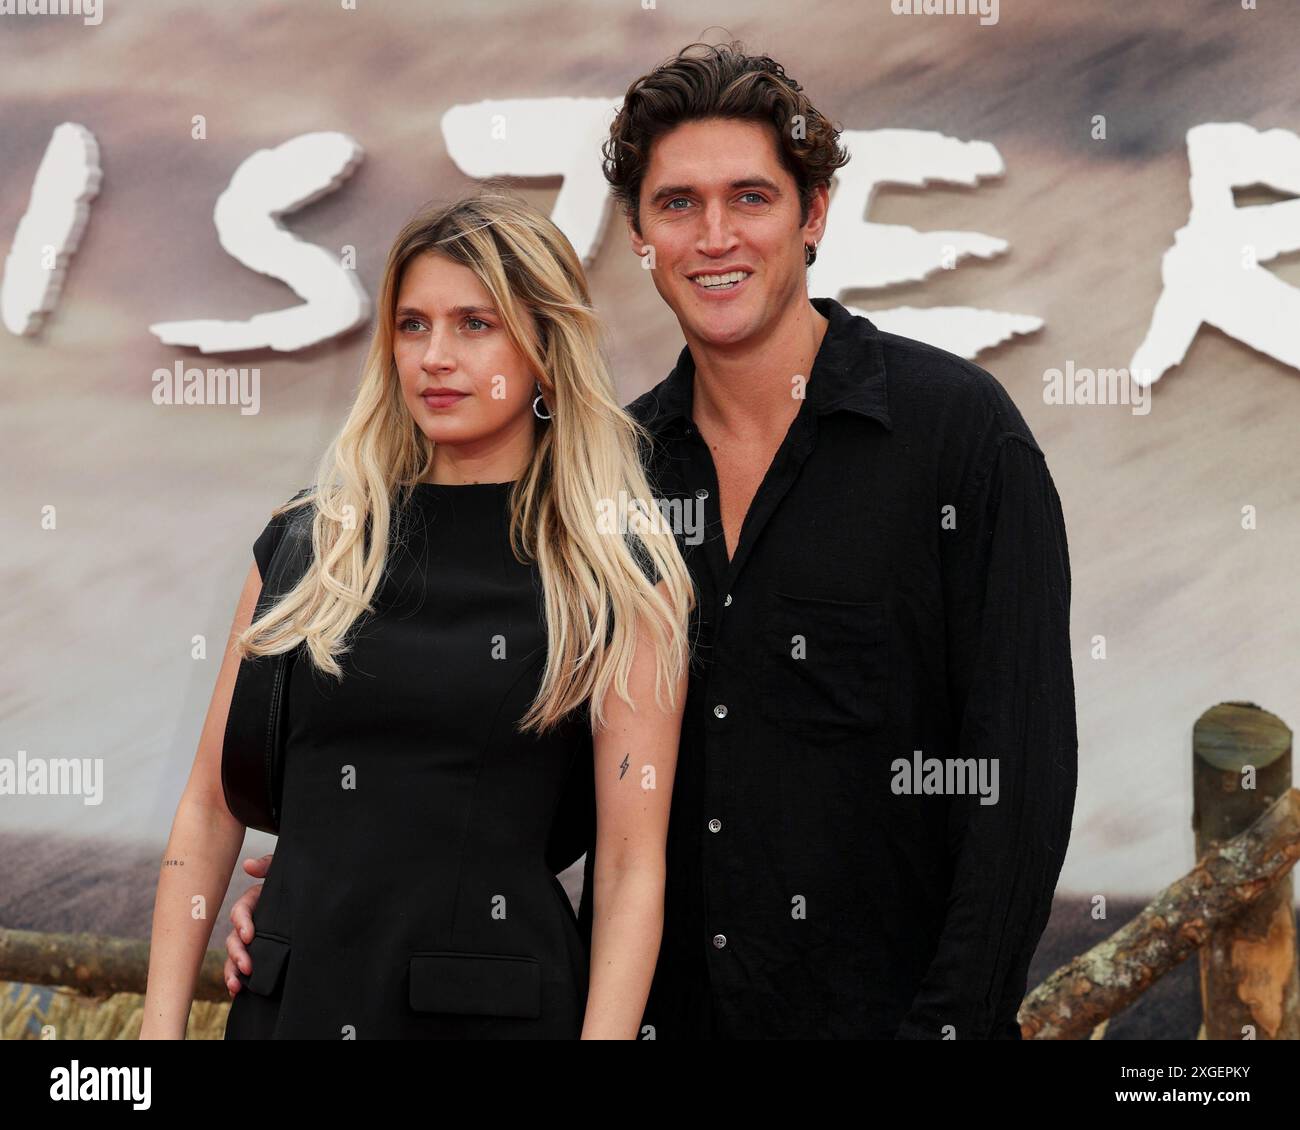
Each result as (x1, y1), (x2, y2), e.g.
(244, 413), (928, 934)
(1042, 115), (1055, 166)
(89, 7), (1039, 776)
(646, 177), (783, 206)
(394, 304), (498, 319)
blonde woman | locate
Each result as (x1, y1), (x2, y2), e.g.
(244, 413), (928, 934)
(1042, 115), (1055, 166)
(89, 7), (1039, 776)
(140, 191), (694, 1039)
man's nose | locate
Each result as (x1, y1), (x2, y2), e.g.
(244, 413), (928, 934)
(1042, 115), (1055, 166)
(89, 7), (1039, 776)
(697, 201), (739, 255)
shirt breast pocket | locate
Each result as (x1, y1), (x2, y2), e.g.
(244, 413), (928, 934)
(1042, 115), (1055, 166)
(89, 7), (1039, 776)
(758, 590), (890, 742)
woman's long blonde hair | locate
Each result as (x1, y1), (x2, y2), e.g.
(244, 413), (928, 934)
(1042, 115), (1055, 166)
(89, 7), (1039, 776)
(235, 189), (695, 734)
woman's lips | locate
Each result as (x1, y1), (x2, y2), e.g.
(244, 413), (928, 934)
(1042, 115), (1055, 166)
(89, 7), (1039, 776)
(421, 391), (469, 409)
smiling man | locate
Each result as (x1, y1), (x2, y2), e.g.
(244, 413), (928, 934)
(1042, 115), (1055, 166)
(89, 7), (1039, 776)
(586, 40), (1078, 1040)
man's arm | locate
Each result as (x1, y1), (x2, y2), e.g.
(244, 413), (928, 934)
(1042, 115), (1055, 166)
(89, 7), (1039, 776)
(895, 433), (1078, 1039)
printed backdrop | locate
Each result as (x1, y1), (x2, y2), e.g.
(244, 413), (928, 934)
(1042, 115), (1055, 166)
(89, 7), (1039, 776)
(2, 0), (1297, 1026)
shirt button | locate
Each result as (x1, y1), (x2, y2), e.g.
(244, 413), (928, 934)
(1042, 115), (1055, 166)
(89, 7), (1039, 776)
(708, 818), (722, 833)
(723, 593), (732, 607)
(712, 934), (728, 949)
(713, 703), (728, 719)
(695, 487), (709, 500)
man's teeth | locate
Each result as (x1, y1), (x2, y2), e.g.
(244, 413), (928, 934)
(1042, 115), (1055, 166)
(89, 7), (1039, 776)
(692, 271), (750, 289)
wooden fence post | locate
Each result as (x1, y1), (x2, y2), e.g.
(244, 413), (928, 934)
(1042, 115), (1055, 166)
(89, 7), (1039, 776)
(1193, 700), (1299, 1039)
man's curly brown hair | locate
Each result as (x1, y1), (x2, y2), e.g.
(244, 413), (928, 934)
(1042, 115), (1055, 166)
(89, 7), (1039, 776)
(601, 41), (850, 239)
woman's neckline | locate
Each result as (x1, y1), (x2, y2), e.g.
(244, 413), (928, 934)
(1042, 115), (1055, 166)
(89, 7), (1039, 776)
(411, 479), (519, 489)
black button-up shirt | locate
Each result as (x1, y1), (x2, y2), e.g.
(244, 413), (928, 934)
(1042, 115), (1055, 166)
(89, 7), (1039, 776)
(575, 295), (1078, 1040)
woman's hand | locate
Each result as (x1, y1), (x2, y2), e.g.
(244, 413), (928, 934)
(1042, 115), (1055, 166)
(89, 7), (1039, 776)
(223, 853), (273, 995)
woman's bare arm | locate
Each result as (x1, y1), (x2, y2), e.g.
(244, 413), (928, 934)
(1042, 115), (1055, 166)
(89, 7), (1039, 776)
(581, 581), (685, 1040)
(138, 563), (263, 1038)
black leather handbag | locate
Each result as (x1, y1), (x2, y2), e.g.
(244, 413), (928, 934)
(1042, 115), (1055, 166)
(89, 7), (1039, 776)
(220, 503), (315, 835)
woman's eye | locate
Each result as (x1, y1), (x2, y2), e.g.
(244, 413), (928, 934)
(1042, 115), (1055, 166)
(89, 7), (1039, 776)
(399, 318), (424, 332)
(465, 317), (489, 331)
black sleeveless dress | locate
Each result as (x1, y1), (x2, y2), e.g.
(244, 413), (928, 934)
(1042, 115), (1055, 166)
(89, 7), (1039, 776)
(223, 481), (593, 1039)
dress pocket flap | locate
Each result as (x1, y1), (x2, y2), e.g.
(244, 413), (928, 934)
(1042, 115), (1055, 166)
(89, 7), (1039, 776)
(408, 951), (541, 1019)
(243, 933), (291, 996)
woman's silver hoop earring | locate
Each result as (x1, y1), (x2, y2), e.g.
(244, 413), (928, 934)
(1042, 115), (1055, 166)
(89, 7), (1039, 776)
(804, 240), (819, 267)
(532, 382), (552, 420)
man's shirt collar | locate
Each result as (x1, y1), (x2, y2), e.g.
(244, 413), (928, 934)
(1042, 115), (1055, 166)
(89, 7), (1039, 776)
(638, 296), (893, 436)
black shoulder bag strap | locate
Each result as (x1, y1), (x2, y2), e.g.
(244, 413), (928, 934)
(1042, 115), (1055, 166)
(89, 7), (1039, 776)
(221, 505), (314, 833)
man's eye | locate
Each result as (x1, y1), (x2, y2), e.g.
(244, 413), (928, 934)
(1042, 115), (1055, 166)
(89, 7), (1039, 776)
(740, 192), (765, 204)
(665, 197), (690, 210)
